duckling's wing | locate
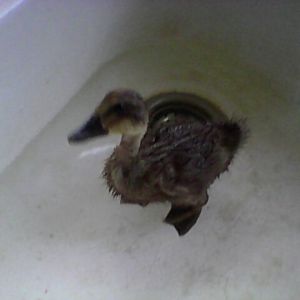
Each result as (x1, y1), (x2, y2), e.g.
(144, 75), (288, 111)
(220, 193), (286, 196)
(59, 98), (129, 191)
(139, 122), (227, 197)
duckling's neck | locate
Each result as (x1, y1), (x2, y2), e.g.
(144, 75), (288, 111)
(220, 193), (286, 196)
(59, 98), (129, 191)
(114, 127), (147, 175)
(110, 132), (145, 196)
(119, 133), (144, 157)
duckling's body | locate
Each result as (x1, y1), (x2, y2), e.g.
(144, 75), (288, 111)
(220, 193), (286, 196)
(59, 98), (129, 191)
(69, 89), (247, 235)
(103, 119), (245, 234)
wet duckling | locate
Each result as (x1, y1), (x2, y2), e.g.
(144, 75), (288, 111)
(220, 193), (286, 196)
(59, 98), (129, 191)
(68, 89), (247, 235)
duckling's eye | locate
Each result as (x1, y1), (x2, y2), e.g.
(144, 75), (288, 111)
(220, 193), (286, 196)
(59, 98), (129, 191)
(113, 103), (125, 114)
(104, 103), (126, 118)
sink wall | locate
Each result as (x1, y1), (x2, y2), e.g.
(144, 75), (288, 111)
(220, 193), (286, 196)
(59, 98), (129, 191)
(1, 0), (299, 173)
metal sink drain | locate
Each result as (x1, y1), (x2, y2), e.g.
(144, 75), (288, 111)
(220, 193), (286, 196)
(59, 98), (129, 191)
(145, 92), (227, 128)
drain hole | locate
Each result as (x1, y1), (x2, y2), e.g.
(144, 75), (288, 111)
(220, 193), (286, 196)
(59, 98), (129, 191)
(145, 92), (227, 128)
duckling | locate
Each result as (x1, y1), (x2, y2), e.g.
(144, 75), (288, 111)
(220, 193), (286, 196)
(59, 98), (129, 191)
(68, 89), (247, 235)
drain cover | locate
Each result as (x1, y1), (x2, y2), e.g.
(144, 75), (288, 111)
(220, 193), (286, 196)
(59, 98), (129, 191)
(145, 92), (227, 128)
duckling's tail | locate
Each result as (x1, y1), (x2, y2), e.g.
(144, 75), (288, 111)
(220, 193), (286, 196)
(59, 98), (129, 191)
(219, 119), (249, 154)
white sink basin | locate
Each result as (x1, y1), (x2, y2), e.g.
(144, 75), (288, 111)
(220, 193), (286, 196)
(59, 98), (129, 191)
(0, 1), (299, 299)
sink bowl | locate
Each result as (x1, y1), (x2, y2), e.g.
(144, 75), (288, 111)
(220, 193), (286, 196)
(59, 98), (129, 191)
(0, 1), (299, 299)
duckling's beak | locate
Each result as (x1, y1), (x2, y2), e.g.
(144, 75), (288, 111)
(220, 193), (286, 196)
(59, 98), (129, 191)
(68, 114), (108, 143)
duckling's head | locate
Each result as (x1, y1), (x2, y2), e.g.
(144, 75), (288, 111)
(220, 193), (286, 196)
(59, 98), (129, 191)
(68, 89), (148, 143)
